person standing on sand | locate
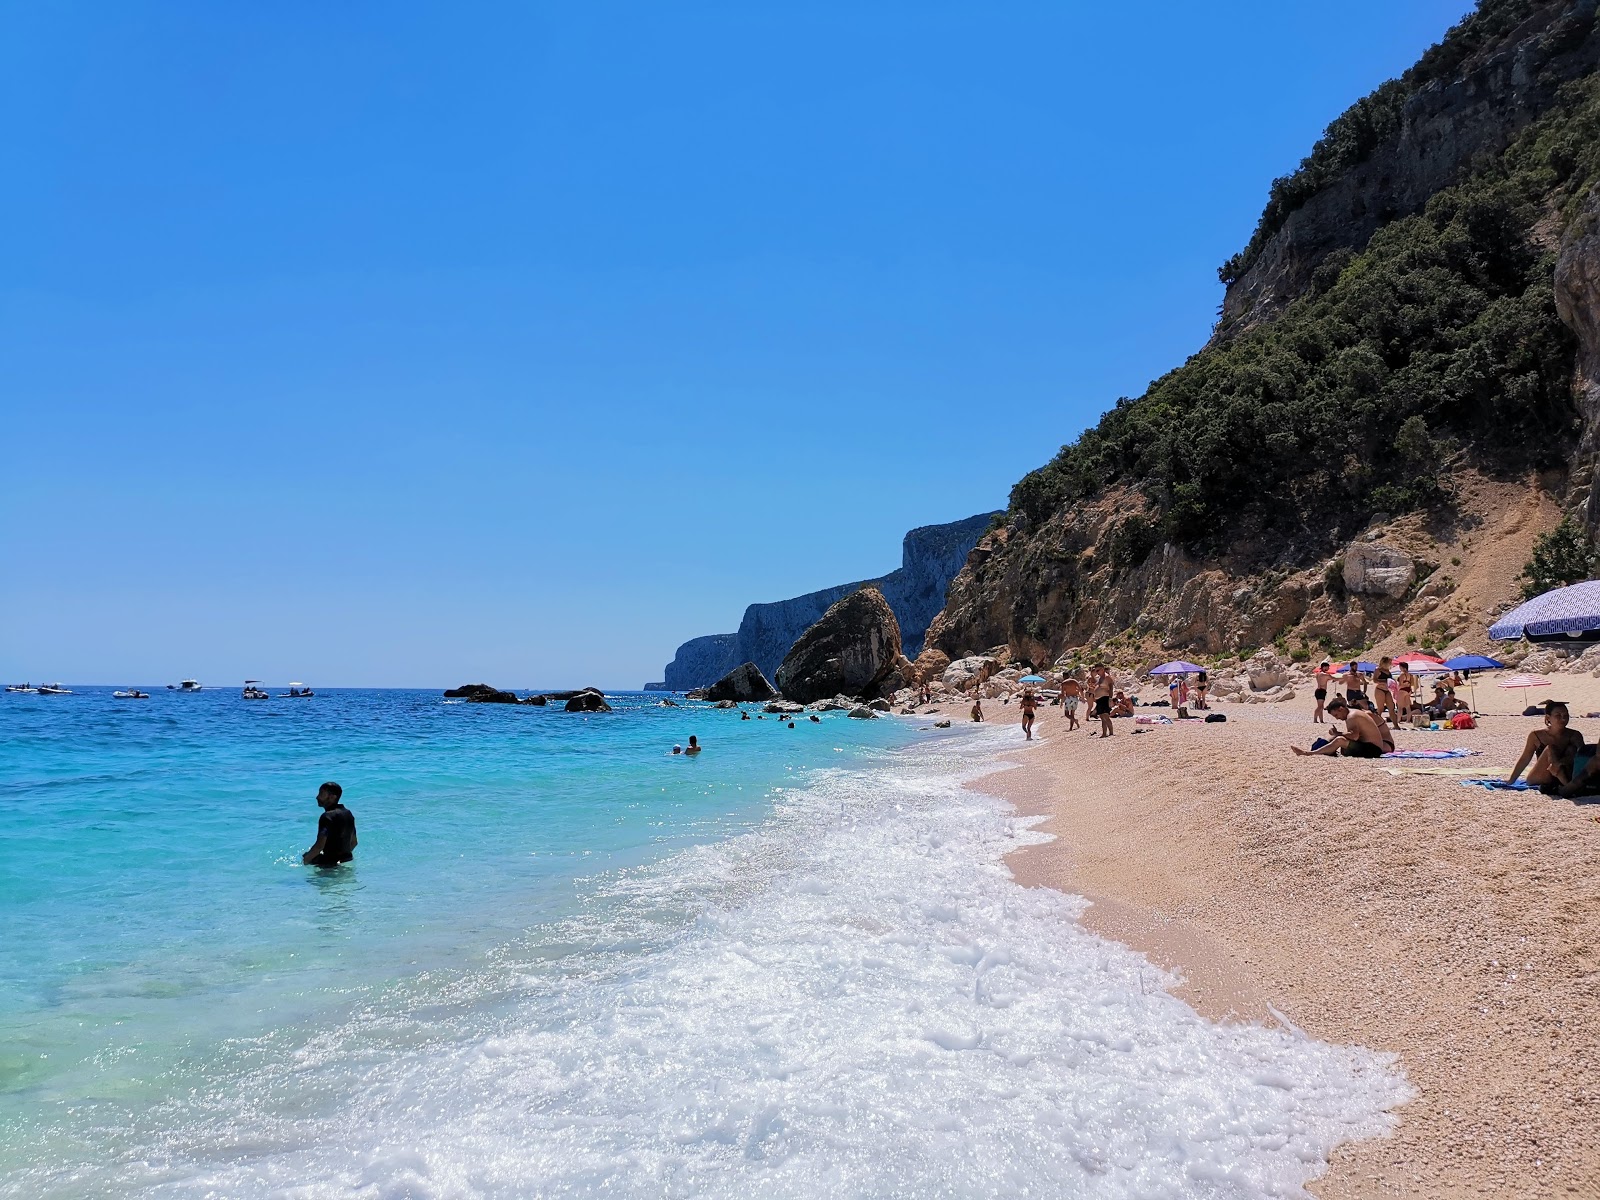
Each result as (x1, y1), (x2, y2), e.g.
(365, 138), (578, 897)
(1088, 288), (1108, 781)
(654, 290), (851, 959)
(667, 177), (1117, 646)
(1290, 697), (1393, 757)
(971, 693), (984, 722)
(1194, 671), (1209, 710)
(1342, 660), (1368, 710)
(1312, 661), (1334, 723)
(1020, 689), (1038, 740)
(302, 782), (356, 868)
(1393, 665), (1416, 728)
(1093, 665), (1114, 738)
(1060, 674), (1082, 731)
(1372, 656), (1398, 727)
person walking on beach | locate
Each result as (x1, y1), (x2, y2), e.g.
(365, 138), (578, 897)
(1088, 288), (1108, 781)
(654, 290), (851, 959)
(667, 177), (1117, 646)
(1020, 689), (1038, 740)
(302, 782), (357, 868)
(1092, 665), (1114, 738)
(1060, 674), (1082, 731)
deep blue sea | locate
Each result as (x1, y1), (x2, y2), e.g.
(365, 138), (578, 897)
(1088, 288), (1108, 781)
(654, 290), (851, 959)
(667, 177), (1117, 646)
(1, 687), (1408, 1198)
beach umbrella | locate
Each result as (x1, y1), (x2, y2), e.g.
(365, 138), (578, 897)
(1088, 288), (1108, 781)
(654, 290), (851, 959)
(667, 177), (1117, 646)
(1443, 654), (1506, 671)
(1018, 674), (1047, 684)
(1148, 660), (1205, 675)
(1489, 580), (1600, 642)
(1496, 674), (1551, 691)
(1406, 660), (1452, 673)
(1393, 652), (1445, 666)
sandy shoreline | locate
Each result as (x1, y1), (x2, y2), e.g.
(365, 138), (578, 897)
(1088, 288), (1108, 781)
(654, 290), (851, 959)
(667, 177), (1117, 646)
(961, 688), (1600, 1198)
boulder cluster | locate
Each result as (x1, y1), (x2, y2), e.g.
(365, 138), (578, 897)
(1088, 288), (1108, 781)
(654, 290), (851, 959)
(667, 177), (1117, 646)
(442, 684), (611, 712)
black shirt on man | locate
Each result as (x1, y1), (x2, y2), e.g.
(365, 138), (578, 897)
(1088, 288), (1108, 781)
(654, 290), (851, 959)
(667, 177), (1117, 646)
(310, 803), (357, 866)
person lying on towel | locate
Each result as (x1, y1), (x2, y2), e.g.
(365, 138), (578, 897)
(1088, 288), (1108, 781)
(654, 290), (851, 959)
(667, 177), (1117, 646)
(1291, 697), (1395, 758)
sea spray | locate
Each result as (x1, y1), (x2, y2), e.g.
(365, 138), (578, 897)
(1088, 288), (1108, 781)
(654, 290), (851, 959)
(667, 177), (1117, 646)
(9, 723), (1411, 1198)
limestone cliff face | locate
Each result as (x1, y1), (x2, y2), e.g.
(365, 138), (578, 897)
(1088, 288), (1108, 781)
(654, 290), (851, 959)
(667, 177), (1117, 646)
(1221, 0), (1600, 333)
(658, 634), (741, 692)
(932, 1), (1600, 667)
(651, 513), (997, 690)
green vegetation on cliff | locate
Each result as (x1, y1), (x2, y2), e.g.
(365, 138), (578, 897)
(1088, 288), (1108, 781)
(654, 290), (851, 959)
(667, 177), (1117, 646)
(1010, 71), (1600, 557)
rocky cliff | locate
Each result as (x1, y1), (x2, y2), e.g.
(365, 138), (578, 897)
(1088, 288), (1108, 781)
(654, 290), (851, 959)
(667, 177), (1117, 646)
(931, 0), (1600, 669)
(653, 512), (997, 690)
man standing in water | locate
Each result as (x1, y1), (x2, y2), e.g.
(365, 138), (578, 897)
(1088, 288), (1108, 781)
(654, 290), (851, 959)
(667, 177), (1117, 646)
(302, 782), (357, 867)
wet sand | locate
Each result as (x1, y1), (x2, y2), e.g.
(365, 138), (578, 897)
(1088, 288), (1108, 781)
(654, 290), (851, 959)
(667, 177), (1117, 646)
(980, 686), (1600, 1198)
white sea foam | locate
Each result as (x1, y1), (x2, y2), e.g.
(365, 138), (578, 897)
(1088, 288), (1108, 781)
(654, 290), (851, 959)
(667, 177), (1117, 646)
(22, 727), (1410, 1198)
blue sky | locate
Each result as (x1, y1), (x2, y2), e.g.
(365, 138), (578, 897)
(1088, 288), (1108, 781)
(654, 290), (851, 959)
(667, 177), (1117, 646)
(2, 0), (1472, 688)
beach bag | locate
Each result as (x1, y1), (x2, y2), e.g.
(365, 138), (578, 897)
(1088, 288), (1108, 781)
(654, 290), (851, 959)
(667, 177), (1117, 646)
(1205, 713), (1227, 723)
(1450, 711), (1477, 730)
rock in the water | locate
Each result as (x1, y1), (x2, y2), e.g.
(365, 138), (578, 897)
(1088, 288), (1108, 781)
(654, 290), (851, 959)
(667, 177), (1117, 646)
(459, 686), (521, 704)
(1342, 544), (1416, 598)
(563, 688), (612, 713)
(867, 698), (892, 712)
(775, 586), (905, 704)
(804, 696), (854, 712)
(933, 719), (952, 728)
(444, 683), (501, 699)
(658, 698), (680, 707)
(713, 699), (740, 709)
(764, 700), (804, 714)
(847, 705), (876, 719)
(703, 662), (779, 703)
(523, 693), (548, 706)
(685, 687), (710, 700)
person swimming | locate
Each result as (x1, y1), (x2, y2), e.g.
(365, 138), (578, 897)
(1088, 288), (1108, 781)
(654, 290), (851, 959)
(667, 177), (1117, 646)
(684, 735), (702, 756)
(301, 782), (356, 868)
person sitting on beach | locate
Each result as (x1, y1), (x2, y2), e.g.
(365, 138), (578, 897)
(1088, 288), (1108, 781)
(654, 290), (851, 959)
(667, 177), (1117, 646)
(971, 695), (984, 722)
(1093, 665), (1114, 738)
(1059, 675), (1083, 731)
(1111, 691), (1135, 718)
(684, 735), (702, 755)
(1508, 701), (1583, 788)
(301, 782), (356, 867)
(1312, 661), (1334, 724)
(1291, 697), (1393, 758)
(1020, 689), (1038, 740)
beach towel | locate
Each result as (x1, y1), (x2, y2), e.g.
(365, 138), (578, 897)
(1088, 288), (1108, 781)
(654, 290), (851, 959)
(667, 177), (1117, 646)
(1381, 766), (1499, 776)
(1460, 779), (1535, 791)
(1380, 747), (1480, 759)
(1134, 715), (1172, 725)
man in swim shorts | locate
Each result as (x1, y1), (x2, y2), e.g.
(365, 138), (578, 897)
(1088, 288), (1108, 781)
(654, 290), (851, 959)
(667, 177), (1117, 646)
(1093, 665), (1114, 738)
(1060, 674), (1082, 731)
(1312, 661), (1333, 724)
(302, 782), (357, 867)
(1290, 697), (1392, 758)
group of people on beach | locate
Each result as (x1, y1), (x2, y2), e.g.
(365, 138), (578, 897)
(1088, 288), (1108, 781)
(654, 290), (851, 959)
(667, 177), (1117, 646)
(1309, 657), (1472, 728)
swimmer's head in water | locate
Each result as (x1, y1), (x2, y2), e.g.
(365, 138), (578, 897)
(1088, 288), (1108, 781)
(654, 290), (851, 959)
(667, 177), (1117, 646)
(672, 745), (682, 754)
(317, 781), (343, 806)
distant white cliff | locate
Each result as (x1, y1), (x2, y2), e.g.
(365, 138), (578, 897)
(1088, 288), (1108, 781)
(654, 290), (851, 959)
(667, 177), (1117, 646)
(648, 512), (999, 691)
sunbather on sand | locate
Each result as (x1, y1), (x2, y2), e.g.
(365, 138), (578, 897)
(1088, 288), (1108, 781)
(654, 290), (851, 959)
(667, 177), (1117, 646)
(1112, 692), (1134, 718)
(1291, 697), (1394, 758)
(1508, 701), (1583, 787)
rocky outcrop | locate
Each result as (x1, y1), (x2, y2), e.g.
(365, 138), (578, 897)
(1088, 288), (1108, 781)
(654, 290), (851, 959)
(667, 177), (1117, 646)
(1220, 2), (1600, 332)
(444, 683), (501, 699)
(563, 688), (612, 713)
(703, 662), (779, 702)
(775, 587), (907, 704)
(653, 513), (999, 689)
(1343, 545), (1417, 598)
(1559, 184), (1600, 521)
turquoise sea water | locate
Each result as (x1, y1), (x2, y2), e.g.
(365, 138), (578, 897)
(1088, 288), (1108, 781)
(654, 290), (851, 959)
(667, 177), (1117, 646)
(2, 688), (1409, 1198)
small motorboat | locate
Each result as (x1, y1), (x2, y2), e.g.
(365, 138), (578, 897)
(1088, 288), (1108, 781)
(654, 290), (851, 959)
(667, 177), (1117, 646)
(167, 680), (203, 692)
(113, 689), (150, 699)
(242, 680), (270, 700)
(277, 682), (315, 698)
(37, 683), (73, 695)
(5, 682), (36, 693)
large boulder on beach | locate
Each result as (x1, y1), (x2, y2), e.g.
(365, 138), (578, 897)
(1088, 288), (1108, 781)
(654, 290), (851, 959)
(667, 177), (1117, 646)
(1342, 544), (1416, 598)
(563, 688), (612, 712)
(1246, 650), (1291, 691)
(702, 662), (779, 703)
(775, 587), (905, 704)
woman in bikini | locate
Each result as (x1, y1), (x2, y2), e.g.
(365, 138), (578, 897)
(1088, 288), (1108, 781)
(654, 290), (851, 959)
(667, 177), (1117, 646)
(1372, 656), (1398, 726)
(1393, 665), (1416, 728)
(1019, 690), (1038, 740)
(1507, 701), (1585, 787)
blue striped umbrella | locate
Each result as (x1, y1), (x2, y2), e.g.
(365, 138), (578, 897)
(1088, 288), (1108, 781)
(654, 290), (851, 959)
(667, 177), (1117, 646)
(1489, 580), (1600, 642)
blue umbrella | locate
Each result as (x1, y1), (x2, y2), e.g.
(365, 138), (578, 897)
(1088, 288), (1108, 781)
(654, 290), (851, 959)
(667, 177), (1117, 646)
(1149, 660), (1204, 675)
(1019, 674), (1046, 684)
(1443, 654), (1505, 671)
(1489, 580), (1600, 642)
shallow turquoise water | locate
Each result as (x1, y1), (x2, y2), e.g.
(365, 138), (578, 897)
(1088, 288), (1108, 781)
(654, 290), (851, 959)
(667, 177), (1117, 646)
(1, 688), (1409, 1198)
(0, 690), (915, 1162)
